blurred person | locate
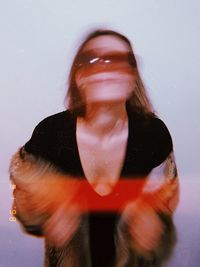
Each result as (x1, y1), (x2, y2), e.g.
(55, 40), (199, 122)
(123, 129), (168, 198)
(9, 29), (179, 267)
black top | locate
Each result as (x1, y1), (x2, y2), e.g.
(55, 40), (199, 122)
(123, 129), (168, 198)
(24, 108), (173, 267)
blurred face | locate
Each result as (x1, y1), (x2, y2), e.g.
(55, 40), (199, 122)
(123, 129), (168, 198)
(75, 35), (136, 104)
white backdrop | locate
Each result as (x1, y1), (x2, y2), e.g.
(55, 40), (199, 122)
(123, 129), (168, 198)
(0, 0), (200, 266)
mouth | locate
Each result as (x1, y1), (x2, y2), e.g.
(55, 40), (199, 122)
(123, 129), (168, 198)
(78, 71), (131, 85)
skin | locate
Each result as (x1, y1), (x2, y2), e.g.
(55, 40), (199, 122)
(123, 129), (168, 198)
(43, 35), (136, 246)
(44, 35), (164, 252)
(75, 35), (135, 196)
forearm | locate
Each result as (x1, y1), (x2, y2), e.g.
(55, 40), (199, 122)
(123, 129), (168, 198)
(115, 152), (179, 264)
(9, 147), (80, 237)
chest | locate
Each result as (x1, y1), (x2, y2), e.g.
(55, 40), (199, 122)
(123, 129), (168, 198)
(76, 124), (128, 195)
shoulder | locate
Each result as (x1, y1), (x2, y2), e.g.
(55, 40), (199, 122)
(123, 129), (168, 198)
(33, 110), (72, 132)
(147, 116), (173, 167)
(24, 110), (74, 158)
(146, 116), (172, 144)
(130, 112), (172, 141)
(130, 112), (173, 167)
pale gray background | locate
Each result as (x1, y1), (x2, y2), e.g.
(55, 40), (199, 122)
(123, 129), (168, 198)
(0, 0), (200, 266)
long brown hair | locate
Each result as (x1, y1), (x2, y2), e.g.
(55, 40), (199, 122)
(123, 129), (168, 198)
(65, 29), (155, 117)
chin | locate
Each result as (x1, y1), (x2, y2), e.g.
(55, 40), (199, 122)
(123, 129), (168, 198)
(83, 83), (131, 104)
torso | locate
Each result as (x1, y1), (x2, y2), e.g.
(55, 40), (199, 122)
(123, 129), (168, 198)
(24, 109), (173, 267)
(76, 118), (128, 196)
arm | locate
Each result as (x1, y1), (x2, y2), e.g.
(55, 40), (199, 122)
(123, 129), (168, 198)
(135, 151), (179, 215)
(116, 152), (179, 266)
(9, 147), (81, 244)
(115, 151), (179, 267)
(9, 147), (50, 235)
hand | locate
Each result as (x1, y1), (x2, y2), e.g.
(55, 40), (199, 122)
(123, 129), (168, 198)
(37, 178), (82, 247)
(43, 203), (81, 247)
(123, 202), (164, 258)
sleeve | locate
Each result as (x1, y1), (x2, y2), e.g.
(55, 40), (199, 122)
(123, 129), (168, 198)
(150, 118), (173, 168)
(9, 146), (49, 236)
(9, 117), (81, 239)
(9, 118), (60, 236)
(136, 117), (179, 215)
(24, 118), (54, 159)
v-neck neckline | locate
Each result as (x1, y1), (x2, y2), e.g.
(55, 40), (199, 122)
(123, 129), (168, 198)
(73, 108), (133, 197)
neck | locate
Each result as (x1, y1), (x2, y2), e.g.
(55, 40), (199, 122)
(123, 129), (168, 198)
(78, 101), (128, 137)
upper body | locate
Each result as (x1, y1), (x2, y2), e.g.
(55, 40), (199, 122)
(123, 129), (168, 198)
(10, 107), (178, 267)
